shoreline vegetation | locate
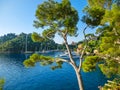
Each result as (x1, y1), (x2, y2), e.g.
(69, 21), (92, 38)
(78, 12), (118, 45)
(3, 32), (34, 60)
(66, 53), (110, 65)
(0, 33), (78, 54)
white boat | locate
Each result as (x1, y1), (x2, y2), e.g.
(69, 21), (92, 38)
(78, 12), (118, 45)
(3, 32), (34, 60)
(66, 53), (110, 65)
(56, 51), (80, 59)
(24, 51), (33, 54)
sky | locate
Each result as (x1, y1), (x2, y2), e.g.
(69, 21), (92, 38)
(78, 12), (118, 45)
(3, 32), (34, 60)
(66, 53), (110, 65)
(0, 0), (95, 44)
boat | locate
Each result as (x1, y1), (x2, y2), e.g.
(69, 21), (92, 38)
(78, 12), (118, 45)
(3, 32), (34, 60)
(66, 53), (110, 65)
(24, 51), (33, 54)
(56, 51), (80, 59)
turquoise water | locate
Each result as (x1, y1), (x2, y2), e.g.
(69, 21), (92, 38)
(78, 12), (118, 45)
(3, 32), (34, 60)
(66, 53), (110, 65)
(0, 52), (108, 90)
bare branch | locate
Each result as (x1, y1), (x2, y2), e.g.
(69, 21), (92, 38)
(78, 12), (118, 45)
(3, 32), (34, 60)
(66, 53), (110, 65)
(64, 29), (68, 37)
(78, 25), (89, 72)
(62, 34), (77, 66)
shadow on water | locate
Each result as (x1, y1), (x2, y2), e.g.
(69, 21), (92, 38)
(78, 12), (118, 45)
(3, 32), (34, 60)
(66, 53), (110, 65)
(0, 52), (109, 90)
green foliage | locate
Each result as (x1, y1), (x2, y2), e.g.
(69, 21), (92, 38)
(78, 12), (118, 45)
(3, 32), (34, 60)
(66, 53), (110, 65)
(102, 78), (120, 90)
(83, 1), (120, 83)
(0, 33), (58, 53)
(87, 0), (113, 9)
(51, 61), (63, 70)
(34, 0), (79, 38)
(0, 78), (5, 90)
(82, 6), (105, 27)
(23, 59), (36, 67)
(82, 56), (101, 72)
(99, 59), (120, 78)
(42, 29), (56, 39)
(86, 40), (98, 53)
(101, 4), (120, 26)
(23, 53), (54, 67)
(32, 32), (44, 42)
(0, 33), (17, 44)
(97, 4), (120, 87)
(23, 53), (64, 70)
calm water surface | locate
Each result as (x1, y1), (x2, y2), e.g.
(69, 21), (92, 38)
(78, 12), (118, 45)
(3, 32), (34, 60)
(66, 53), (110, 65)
(0, 52), (108, 90)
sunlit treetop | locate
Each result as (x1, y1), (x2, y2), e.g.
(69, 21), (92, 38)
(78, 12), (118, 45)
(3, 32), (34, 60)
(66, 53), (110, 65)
(101, 4), (120, 27)
(82, 0), (120, 27)
(87, 0), (113, 9)
(33, 0), (79, 40)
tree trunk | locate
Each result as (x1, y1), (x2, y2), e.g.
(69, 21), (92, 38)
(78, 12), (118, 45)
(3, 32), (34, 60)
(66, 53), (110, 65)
(76, 70), (84, 90)
(62, 33), (84, 90)
(70, 63), (84, 90)
(63, 35), (76, 65)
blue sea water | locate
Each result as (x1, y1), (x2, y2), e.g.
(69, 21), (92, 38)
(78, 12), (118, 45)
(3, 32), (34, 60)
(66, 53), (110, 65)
(0, 52), (108, 90)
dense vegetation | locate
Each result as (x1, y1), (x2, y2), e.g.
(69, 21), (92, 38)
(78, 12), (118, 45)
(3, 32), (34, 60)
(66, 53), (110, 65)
(0, 78), (5, 90)
(0, 33), (57, 53)
(0, 33), (76, 53)
(81, 0), (120, 89)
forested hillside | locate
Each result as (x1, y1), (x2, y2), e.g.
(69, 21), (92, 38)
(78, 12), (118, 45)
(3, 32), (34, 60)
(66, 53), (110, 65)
(0, 33), (58, 53)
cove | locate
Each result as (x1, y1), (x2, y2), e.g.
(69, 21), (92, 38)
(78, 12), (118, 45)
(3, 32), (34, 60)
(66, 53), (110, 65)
(0, 52), (108, 90)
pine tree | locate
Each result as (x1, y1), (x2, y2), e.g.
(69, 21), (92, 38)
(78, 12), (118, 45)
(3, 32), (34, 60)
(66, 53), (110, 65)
(23, 0), (84, 90)
(82, 0), (120, 89)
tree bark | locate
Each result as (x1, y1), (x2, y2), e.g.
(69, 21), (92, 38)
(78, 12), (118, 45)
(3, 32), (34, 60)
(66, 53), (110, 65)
(70, 63), (84, 90)
(75, 70), (84, 90)
(62, 34), (76, 65)
(62, 33), (84, 90)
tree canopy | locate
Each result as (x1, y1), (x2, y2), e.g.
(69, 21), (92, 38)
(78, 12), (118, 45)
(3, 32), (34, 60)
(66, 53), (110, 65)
(34, 0), (79, 39)
(82, 0), (120, 89)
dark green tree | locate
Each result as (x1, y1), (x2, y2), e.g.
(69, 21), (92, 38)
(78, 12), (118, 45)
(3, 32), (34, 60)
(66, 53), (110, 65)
(0, 33), (57, 53)
(82, 0), (120, 89)
(0, 33), (17, 44)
